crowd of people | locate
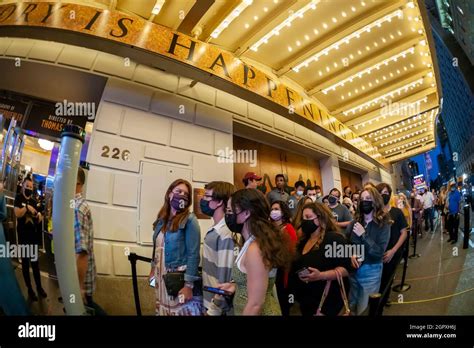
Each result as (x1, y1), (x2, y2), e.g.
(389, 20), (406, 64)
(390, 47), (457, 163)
(11, 168), (464, 317)
(147, 172), (465, 316)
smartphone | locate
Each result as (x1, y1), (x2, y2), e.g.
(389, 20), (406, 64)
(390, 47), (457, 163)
(296, 267), (310, 277)
(149, 277), (156, 288)
(203, 286), (233, 297)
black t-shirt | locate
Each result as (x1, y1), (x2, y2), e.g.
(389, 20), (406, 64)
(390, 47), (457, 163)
(290, 231), (353, 316)
(387, 207), (408, 252)
(14, 193), (39, 235)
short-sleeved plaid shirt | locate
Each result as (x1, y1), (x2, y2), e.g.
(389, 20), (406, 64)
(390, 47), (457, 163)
(74, 193), (96, 297)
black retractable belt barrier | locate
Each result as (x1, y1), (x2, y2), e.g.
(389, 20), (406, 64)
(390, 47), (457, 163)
(463, 204), (471, 250)
(128, 252), (152, 316)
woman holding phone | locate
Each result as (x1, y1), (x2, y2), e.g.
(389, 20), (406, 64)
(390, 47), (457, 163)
(346, 186), (391, 315)
(217, 189), (293, 315)
(149, 179), (204, 316)
(290, 202), (353, 316)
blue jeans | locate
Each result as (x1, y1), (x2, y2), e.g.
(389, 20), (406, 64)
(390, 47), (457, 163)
(349, 263), (383, 315)
(423, 207), (434, 231)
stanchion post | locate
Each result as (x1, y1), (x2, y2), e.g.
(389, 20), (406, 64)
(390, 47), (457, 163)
(128, 252), (142, 316)
(463, 204), (470, 250)
(368, 294), (382, 317)
(392, 236), (411, 292)
(410, 219), (421, 259)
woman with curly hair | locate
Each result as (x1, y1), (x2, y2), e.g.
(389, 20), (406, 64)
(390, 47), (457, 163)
(217, 189), (293, 315)
(346, 186), (391, 315)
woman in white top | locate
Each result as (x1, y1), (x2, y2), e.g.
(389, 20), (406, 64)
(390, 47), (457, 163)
(217, 189), (293, 315)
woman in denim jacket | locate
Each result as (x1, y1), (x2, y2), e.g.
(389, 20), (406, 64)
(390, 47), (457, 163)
(149, 179), (203, 316)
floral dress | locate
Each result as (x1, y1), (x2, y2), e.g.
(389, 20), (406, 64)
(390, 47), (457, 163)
(232, 236), (281, 315)
(154, 231), (204, 316)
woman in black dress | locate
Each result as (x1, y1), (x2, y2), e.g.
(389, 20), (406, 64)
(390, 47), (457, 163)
(290, 202), (353, 316)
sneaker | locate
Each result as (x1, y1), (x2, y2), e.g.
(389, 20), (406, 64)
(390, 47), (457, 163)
(447, 238), (452, 242)
(37, 288), (47, 299)
(450, 240), (457, 244)
(28, 289), (38, 302)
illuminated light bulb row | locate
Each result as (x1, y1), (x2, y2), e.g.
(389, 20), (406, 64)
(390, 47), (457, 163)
(322, 46), (416, 94)
(250, 0), (319, 51)
(292, 9), (404, 72)
(374, 119), (428, 141)
(380, 96), (428, 117)
(354, 101), (428, 131)
(379, 127), (428, 147)
(151, 0), (166, 15)
(368, 113), (427, 137)
(345, 78), (424, 117)
(211, 0), (253, 39)
(385, 137), (428, 154)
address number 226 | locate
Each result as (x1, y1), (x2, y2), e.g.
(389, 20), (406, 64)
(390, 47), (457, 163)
(101, 145), (130, 161)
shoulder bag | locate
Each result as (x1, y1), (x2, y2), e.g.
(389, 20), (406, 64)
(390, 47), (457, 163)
(315, 267), (350, 316)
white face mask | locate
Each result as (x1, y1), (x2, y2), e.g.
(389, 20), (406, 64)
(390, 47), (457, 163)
(309, 196), (317, 202)
(296, 190), (304, 196)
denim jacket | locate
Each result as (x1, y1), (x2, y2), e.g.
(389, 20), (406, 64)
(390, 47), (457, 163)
(151, 212), (201, 283)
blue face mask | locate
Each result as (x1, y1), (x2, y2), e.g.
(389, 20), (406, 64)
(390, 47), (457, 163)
(451, 187), (455, 192)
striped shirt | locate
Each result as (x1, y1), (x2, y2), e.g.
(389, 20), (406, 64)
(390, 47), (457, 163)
(202, 217), (235, 315)
(74, 193), (96, 297)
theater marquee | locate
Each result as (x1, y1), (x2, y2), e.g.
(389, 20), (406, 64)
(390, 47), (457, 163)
(0, 1), (380, 159)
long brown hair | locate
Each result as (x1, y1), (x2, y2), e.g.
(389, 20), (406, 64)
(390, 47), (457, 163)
(354, 186), (391, 227)
(153, 179), (193, 233)
(293, 195), (313, 230)
(298, 202), (342, 251)
(231, 189), (293, 269)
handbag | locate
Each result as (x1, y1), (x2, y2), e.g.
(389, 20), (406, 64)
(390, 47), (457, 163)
(315, 267), (350, 316)
(162, 271), (185, 298)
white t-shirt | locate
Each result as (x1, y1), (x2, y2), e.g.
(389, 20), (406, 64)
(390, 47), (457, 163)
(422, 192), (435, 209)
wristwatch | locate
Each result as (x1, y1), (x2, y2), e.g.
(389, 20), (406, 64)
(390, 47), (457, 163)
(184, 281), (194, 289)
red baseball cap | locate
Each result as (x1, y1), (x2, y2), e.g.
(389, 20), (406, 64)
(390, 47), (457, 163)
(244, 172), (262, 181)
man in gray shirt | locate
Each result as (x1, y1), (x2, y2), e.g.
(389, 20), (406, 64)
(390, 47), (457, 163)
(327, 188), (353, 229)
(288, 180), (306, 217)
(266, 174), (290, 205)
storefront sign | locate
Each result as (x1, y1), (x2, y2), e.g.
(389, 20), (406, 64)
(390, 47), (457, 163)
(0, 1), (379, 159)
(0, 97), (27, 124)
(25, 103), (87, 139)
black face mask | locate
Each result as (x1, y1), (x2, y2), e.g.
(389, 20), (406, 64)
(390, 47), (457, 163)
(200, 199), (215, 217)
(360, 201), (374, 214)
(225, 212), (245, 234)
(24, 189), (33, 197)
(328, 195), (338, 205)
(381, 193), (391, 205)
(301, 219), (319, 236)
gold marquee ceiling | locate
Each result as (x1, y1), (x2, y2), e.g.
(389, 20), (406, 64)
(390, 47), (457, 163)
(10, 0), (441, 164)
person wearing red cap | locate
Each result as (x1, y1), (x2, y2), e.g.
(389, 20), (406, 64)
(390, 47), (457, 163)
(243, 172), (262, 190)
